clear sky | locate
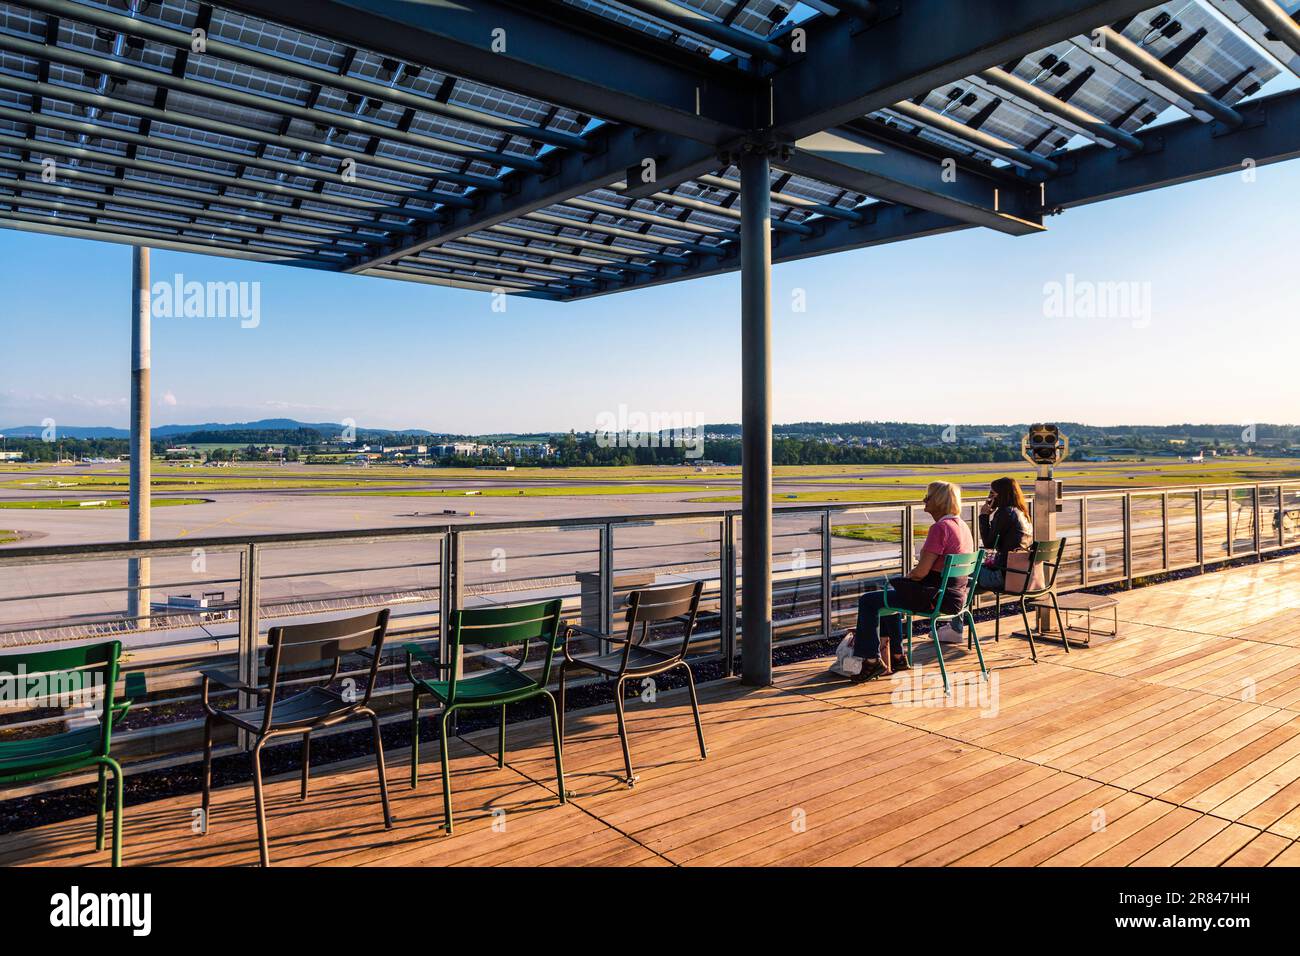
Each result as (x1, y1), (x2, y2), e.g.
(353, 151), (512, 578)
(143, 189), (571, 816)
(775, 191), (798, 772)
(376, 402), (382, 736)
(2, 157), (1297, 435)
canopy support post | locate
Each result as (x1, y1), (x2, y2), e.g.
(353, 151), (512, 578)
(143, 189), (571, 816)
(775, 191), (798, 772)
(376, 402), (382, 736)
(739, 145), (773, 686)
(128, 245), (151, 628)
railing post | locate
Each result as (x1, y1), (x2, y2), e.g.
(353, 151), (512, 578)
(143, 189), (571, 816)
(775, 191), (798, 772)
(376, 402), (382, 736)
(820, 510), (833, 638)
(1253, 485), (1262, 558)
(1196, 488), (1205, 572)
(1227, 490), (1235, 558)
(1122, 495), (1133, 588)
(442, 530), (463, 731)
(599, 522), (614, 655)
(1161, 492), (1170, 572)
(236, 542), (261, 751)
(1279, 485), (1287, 549)
(901, 505), (914, 575)
(721, 514), (737, 677)
(1079, 497), (1090, 586)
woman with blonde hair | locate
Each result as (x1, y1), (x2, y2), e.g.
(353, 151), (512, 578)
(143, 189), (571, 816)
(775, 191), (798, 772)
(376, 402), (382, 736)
(845, 480), (974, 681)
(939, 476), (1032, 643)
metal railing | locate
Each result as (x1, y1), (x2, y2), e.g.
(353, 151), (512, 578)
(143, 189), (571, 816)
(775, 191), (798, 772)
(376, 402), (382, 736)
(2, 476), (1298, 793)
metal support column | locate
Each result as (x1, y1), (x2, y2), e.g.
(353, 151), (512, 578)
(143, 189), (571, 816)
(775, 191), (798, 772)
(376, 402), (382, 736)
(739, 145), (772, 687)
(127, 245), (151, 627)
(820, 510), (833, 638)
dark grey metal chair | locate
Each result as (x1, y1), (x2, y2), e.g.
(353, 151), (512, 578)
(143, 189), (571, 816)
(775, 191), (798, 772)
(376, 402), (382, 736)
(200, 608), (393, 866)
(980, 537), (1069, 660)
(559, 581), (706, 787)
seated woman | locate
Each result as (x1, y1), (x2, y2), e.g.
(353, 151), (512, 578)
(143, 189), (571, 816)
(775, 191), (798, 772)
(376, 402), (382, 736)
(939, 476), (1032, 642)
(848, 481), (973, 681)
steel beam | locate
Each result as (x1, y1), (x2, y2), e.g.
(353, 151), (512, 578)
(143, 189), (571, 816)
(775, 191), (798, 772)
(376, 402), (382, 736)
(610, 0), (787, 62)
(770, 0), (1162, 140)
(782, 128), (1046, 235)
(886, 101), (1060, 174)
(1045, 87), (1300, 207)
(1091, 26), (1244, 127)
(978, 67), (1145, 151)
(217, 0), (756, 143)
(739, 146), (773, 687)
(343, 128), (719, 271)
(24, 0), (591, 152)
(567, 86), (1300, 300)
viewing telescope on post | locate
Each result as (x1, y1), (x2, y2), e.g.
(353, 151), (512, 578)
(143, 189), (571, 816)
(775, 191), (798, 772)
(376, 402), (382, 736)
(1022, 424), (1068, 632)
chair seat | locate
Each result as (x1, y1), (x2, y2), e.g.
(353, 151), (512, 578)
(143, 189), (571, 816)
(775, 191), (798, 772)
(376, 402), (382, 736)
(221, 686), (353, 732)
(0, 724), (103, 776)
(566, 644), (676, 676)
(418, 666), (539, 704)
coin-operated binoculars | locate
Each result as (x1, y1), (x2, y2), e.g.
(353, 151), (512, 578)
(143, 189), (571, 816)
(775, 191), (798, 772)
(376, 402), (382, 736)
(1022, 424), (1069, 631)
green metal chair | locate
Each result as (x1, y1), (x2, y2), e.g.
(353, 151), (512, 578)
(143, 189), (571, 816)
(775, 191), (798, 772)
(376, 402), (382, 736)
(0, 640), (144, 866)
(405, 598), (566, 834)
(878, 549), (987, 695)
(981, 537), (1069, 661)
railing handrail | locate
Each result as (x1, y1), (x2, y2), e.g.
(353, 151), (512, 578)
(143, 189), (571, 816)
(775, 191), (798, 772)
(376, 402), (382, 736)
(4, 475), (1297, 565)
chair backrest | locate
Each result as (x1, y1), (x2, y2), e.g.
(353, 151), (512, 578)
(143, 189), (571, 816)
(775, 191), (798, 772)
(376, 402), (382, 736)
(621, 581), (703, 662)
(931, 550), (984, 613)
(0, 640), (122, 759)
(263, 609), (389, 725)
(445, 599), (564, 703)
(1002, 537), (1066, 596)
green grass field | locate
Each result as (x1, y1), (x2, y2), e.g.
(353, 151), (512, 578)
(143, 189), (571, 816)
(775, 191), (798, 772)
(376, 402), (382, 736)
(829, 523), (930, 543)
(0, 497), (207, 510)
(4, 458), (1299, 506)
(1, 474), (409, 492)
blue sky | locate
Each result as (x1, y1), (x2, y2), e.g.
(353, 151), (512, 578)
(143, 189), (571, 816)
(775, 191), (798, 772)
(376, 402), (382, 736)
(2, 158), (1297, 434)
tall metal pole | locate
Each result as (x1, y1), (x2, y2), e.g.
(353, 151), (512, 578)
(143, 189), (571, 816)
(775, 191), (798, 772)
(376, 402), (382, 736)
(739, 145), (772, 686)
(128, 245), (151, 627)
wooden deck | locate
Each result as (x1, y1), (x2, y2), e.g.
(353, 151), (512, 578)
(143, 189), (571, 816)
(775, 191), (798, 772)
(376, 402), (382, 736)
(7, 553), (1300, 868)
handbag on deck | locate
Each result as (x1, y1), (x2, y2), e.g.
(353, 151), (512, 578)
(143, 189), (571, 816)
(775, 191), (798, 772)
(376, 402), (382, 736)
(828, 633), (862, 676)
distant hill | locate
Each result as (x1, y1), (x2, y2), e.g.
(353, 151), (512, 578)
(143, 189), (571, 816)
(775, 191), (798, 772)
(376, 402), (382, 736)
(0, 419), (435, 440)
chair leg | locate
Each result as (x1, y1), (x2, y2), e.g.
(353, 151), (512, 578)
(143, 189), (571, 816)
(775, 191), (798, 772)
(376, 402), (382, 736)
(365, 708), (393, 829)
(1019, 599), (1038, 662)
(439, 708), (455, 834)
(557, 663), (567, 748)
(680, 662), (708, 760)
(543, 691), (567, 803)
(929, 619), (951, 696)
(409, 689), (420, 789)
(967, 610), (988, 680)
(200, 715), (213, 834)
(95, 764), (107, 852)
(994, 593), (1002, 642)
(1050, 591), (1070, 653)
(251, 741), (270, 867)
(300, 732), (311, 800)
(498, 704), (507, 769)
(105, 758), (124, 868)
(613, 678), (636, 787)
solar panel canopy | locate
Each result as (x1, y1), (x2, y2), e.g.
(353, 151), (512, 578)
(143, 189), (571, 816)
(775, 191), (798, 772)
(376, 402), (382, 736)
(1, 0), (1298, 300)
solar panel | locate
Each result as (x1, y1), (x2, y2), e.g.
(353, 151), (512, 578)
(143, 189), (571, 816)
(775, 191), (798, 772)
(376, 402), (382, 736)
(0, 0), (1293, 300)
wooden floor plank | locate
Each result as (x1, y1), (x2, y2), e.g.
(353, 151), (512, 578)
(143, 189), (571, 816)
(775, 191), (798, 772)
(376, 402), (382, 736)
(6, 554), (1300, 868)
